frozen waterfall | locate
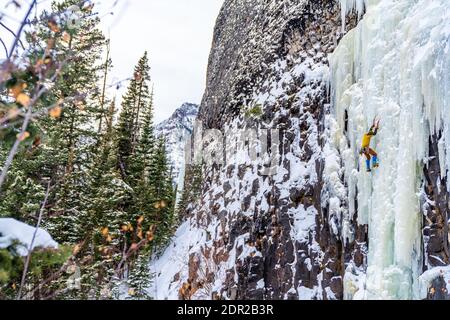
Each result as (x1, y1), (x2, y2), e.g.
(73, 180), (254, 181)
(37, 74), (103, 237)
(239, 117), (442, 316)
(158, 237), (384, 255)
(329, 0), (450, 299)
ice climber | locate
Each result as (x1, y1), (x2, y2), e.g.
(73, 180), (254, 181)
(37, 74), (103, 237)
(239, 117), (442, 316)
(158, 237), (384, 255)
(359, 120), (380, 172)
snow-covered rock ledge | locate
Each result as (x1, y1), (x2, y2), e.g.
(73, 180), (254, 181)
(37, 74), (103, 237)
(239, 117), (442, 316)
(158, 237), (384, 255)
(419, 266), (450, 299)
(0, 218), (58, 256)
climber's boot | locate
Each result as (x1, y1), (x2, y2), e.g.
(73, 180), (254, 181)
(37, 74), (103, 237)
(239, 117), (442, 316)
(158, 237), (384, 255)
(372, 155), (379, 168)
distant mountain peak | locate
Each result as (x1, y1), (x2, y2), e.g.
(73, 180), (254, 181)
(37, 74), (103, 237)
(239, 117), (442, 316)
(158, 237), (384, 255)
(155, 103), (199, 184)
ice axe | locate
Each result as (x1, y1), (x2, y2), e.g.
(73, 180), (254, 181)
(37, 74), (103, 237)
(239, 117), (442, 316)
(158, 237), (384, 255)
(373, 116), (380, 129)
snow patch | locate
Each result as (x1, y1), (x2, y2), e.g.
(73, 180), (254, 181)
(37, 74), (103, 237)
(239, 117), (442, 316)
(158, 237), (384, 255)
(419, 266), (450, 299)
(0, 218), (58, 256)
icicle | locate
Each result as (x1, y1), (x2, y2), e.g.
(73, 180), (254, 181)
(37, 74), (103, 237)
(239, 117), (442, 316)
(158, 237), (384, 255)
(338, 0), (368, 33)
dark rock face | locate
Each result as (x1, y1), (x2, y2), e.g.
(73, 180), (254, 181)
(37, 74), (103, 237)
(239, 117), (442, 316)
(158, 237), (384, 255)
(423, 133), (449, 267)
(200, 0), (351, 130)
(176, 0), (363, 300)
(427, 277), (450, 300)
(422, 133), (450, 299)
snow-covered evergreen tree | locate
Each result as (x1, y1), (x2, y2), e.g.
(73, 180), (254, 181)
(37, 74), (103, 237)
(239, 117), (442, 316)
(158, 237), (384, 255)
(115, 52), (152, 182)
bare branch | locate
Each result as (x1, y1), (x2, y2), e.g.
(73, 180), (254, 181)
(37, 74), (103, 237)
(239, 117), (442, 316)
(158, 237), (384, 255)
(0, 21), (25, 50)
(0, 37), (7, 56)
(7, 0), (36, 60)
(0, 104), (34, 191)
(0, 77), (131, 128)
(114, 238), (149, 278)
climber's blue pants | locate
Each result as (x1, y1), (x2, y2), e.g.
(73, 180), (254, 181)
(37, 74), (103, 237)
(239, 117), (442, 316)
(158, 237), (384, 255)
(372, 155), (378, 166)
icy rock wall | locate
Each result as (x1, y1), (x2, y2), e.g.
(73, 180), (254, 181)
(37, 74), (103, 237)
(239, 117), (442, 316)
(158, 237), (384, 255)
(149, 0), (450, 300)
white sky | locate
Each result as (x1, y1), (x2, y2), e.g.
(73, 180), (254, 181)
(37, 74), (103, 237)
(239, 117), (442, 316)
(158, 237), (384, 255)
(0, 0), (224, 123)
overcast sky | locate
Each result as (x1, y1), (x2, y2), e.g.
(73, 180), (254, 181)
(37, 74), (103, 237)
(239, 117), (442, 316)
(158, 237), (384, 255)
(0, 0), (224, 123)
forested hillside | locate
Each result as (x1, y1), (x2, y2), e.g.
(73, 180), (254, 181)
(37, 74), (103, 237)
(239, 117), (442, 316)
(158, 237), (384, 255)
(0, 0), (176, 299)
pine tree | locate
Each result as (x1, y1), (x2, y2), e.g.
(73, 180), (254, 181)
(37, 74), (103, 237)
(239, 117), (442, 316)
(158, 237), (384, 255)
(0, 150), (46, 222)
(115, 52), (151, 181)
(72, 98), (133, 298)
(149, 138), (175, 246)
(131, 89), (157, 224)
(133, 89), (155, 178)
(28, 0), (111, 243)
(126, 252), (152, 300)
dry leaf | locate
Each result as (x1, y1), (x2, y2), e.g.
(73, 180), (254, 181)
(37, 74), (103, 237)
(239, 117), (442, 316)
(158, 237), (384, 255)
(17, 131), (30, 141)
(128, 288), (135, 296)
(73, 244), (81, 255)
(101, 227), (109, 237)
(7, 108), (20, 119)
(9, 82), (26, 98)
(16, 93), (31, 107)
(48, 20), (60, 32)
(137, 215), (144, 224)
(62, 31), (71, 43)
(49, 106), (62, 118)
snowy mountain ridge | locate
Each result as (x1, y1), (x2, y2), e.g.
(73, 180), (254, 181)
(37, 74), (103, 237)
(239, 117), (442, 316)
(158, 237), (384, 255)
(155, 103), (199, 184)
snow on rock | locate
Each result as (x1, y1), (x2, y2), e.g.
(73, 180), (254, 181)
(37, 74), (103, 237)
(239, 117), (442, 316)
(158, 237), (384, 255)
(149, 0), (358, 301)
(150, 46), (338, 300)
(419, 266), (450, 299)
(148, 220), (205, 299)
(148, 0), (450, 300)
(0, 218), (58, 256)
